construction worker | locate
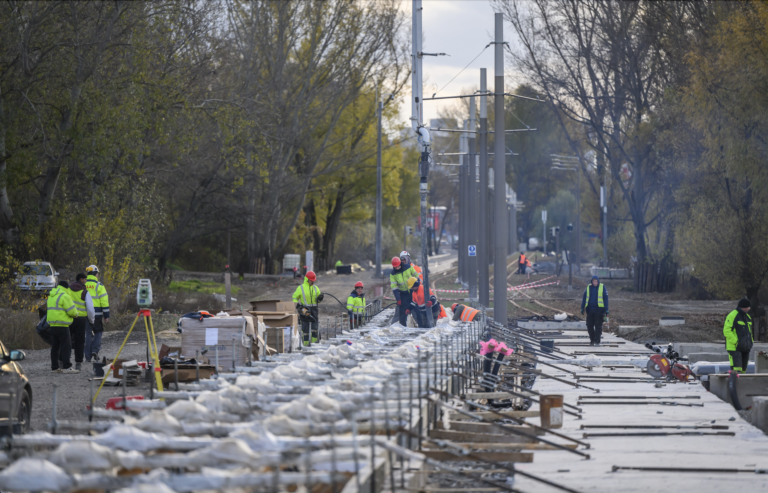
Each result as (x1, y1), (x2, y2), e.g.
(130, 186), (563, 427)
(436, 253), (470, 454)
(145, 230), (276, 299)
(517, 252), (527, 274)
(451, 303), (480, 322)
(292, 270), (323, 345)
(390, 256), (417, 326)
(401, 251), (423, 280)
(335, 260), (343, 268)
(68, 273), (95, 370)
(724, 298), (754, 373)
(581, 275), (609, 346)
(408, 277), (446, 327)
(346, 281), (366, 329)
(47, 281), (79, 373)
(85, 265), (110, 362)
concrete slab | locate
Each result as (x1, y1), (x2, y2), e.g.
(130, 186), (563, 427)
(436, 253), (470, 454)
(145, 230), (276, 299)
(753, 397), (768, 433)
(659, 316), (684, 326)
(688, 352), (729, 363)
(517, 320), (587, 330)
(676, 343), (768, 360)
(709, 373), (768, 409)
(514, 332), (768, 493)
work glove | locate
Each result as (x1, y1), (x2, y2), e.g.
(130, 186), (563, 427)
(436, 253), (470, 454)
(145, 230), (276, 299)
(317, 293), (324, 302)
(405, 309), (410, 315)
(580, 309), (584, 315)
(397, 300), (401, 305)
(426, 301), (433, 307)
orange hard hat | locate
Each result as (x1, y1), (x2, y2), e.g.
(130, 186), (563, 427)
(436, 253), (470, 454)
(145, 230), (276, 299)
(451, 303), (458, 311)
(355, 281), (364, 288)
(305, 271), (317, 281)
(391, 256), (401, 268)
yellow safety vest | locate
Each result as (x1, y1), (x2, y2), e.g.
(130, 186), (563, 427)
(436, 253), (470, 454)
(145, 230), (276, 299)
(583, 284), (604, 310)
(292, 279), (321, 306)
(346, 293), (366, 315)
(86, 275), (110, 318)
(68, 288), (87, 318)
(47, 286), (78, 327)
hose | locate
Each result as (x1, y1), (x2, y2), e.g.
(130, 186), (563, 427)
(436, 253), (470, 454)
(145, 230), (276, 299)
(321, 292), (353, 312)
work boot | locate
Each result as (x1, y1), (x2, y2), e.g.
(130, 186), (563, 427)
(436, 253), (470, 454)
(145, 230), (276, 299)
(75, 362), (82, 371)
(91, 352), (98, 362)
(60, 367), (79, 374)
(51, 368), (62, 373)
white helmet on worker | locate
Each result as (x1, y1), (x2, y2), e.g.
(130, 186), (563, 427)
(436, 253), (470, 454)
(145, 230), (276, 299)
(86, 265), (99, 274)
(399, 250), (410, 262)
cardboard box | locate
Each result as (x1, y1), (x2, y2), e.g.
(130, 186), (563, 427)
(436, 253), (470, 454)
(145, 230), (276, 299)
(161, 365), (215, 384)
(250, 312), (300, 353)
(159, 344), (182, 360)
(179, 316), (251, 370)
(266, 327), (295, 353)
(248, 299), (294, 312)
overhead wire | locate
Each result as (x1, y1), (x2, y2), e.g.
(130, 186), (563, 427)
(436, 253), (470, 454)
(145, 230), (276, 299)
(432, 44), (490, 98)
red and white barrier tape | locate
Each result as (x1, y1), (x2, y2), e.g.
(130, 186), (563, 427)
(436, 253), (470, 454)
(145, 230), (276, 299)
(434, 275), (556, 294)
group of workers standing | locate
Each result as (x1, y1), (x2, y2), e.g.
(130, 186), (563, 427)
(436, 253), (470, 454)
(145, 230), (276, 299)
(46, 265), (110, 373)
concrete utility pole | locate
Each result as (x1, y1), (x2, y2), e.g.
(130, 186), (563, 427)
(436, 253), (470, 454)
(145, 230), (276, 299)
(478, 69), (490, 308)
(468, 98), (478, 299)
(508, 190), (516, 255)
(601, 185), (608, 267)
(493, 13), (508, 323)
(458, 129), (466, 284)
(375, 99), (383, 278)
(412, 0), (434, 327)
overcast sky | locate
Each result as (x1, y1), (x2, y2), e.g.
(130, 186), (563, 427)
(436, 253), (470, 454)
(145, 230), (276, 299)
(397, 0), (521, 125)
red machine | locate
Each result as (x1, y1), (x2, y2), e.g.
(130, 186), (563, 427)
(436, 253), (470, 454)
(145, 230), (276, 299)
(645, 343), (695, 382)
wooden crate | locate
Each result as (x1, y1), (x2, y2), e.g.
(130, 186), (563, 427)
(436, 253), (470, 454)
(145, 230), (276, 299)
(266, 327), (293, 353)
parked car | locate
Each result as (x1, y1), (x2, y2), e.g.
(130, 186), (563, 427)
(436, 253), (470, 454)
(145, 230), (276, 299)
(0, 341), (31, 435)
(15, 261), (59, 292)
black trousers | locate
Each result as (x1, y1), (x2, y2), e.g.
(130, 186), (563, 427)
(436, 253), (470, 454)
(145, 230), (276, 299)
(586, 311), (604, 344)
(50, 325), (72, 370)
(517, 263), (525, 274)
(300, 309), (319, 344)
(728, 350), (750, 372)
(69, 317), (87, 363)
(397, 291), (412, 326)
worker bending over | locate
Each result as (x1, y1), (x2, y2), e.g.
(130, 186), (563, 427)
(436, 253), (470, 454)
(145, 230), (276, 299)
(581, 275), (609, 346)
(292, 270), (323, 345)
(390, 256), (417, 326)
(408, 277), (446, 327)
(724, 298), (753, 373)
(346, 281), (366, 329)
(451, 303), (480, 322)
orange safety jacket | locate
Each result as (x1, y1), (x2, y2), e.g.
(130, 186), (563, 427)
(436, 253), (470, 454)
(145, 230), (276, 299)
(411, 284), (447, 318)
(519, 254), (526, 265)
(412, 263), (424, 280)
(453, 304), (480, 322)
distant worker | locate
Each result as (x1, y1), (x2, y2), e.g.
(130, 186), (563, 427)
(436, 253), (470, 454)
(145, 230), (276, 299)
(346, 281), (366, 329)
(581, 275), (609, 346)
(47, 281), (79, 374)
(517, 252), (527, 275)
(335, 260), (343, 268)
(390, 256), (417, 326)
(524, 257), (539, 279)
(68, 273), (95, 370)
(401, 251), (423, 280)
(724, 298), (753, 373)
(408, 277), (446, 327)
(451, 303), (480, 322)
(292, 270), (323, 345)
(85, 265), (109, 362)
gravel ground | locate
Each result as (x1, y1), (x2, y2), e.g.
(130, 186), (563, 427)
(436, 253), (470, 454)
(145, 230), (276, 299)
(24, 326), (179, 433)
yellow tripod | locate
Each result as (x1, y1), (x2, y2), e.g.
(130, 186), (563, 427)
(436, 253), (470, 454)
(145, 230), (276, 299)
(92, 309), (164, 404)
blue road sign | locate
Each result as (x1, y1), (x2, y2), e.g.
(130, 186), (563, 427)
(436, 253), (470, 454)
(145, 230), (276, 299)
(468, 245), (477, 257)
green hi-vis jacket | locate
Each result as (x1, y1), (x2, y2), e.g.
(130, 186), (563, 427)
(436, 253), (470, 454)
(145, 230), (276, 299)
(292, 278), (321, 306)
(346, 291), (365, 316)
(724, 308), (753, 352)
(390, 263), (417, 298)
(47, 286), (78, 327)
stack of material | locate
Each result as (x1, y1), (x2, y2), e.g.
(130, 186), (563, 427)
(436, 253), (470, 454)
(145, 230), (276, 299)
(179, 316), (253, 370)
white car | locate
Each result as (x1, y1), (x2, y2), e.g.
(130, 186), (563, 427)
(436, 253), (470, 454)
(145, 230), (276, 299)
(16, 261), (59, 293)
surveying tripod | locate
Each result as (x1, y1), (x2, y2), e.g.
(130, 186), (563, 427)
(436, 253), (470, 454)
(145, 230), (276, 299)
(92, 309), (164, 404)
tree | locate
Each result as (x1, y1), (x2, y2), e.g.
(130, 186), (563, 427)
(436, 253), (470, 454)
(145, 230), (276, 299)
(497, 0), (677, 291)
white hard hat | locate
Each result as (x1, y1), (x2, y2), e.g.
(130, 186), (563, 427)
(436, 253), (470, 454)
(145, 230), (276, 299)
(399, 250), (410, 258)
(86, 265), (99, 274)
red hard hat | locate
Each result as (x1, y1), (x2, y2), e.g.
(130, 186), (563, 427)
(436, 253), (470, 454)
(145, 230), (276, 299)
(355, 281), (364, 288)
(305, 270), (317, 281)
(391, 256), (401, 268)
(451, 303), (458, 311)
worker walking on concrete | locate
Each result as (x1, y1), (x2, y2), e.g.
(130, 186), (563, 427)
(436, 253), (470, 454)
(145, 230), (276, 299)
(408, 277), (446, 327)
(517, 252), (527, 275)
(85, 265), (109, 362)
(346, 281), (366, 329)
(68, 273), (95, 370)
(47, 281), (80, 374)
(390, 256), (417, 326)
(451, 303), (480, 322)
(581, 275), (609, 346)
(292, 270), (323, 345)
(724, 298), (754, 373)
